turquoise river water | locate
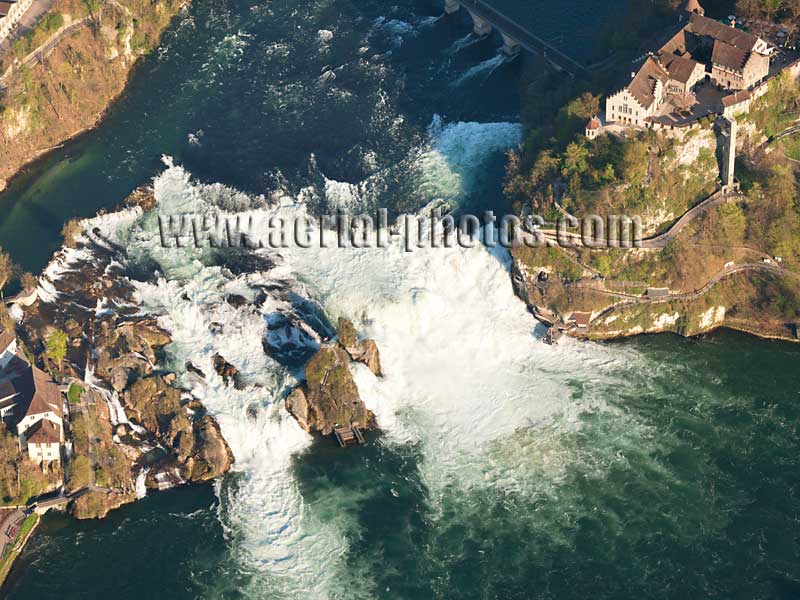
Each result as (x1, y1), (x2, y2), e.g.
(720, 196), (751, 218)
(1, 1), (799, 599)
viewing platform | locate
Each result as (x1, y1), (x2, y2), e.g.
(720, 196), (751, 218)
(333, 424), (366, 448)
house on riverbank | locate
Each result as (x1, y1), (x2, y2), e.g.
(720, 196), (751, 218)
(0, 333), (64, 463)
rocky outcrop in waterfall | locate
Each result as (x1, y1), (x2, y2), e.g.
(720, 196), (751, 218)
(285, 318), (382, 436)
(336, 318), (382, 376)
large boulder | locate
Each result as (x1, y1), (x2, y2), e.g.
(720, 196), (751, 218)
(337, 317), (358, 351)
(285, 345), (374, 436)
(122, 375), (182, 434)
(188, 416), (234, 482)
(212, 353), (239, 385)
(93, 319), (172, 391)
(336, 318), (382, 376)
(348, 339), (382, 377)
(285, 386), (312, 432)
(121, 375), (233, 481)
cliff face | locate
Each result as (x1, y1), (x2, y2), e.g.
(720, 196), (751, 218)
(514, 250), (800, 345)
(585, 274), (800, 342)
(70, 490), (136, 520)
(509, 94), (800, 345)
(0, 0), (185, 190)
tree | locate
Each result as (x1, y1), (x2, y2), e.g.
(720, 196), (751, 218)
(566, 92), (601, 122)
(0, 305), (14, 334)
(787, 0), (800, 21)
(763, 0), (781, 19)
(0, 247), (17, 295)
(621, 139), (649, 184)
(45, 329), (68, 370)
(561, 142), (589, 178)
(82, 0), (105, 26)
(66, 455), (92, 492)
(735, 0), (761, 20)
(0, 423), (20, 502)
(671, 92), (698, 115)
(18, 272), (38, 292)
(717, 202), (747, 248)
(601, 163), (617, 184)
(61, 219), (85, 248)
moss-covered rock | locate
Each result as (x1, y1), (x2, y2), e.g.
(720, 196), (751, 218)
(69, 490), (136, 520)
(286, 345), (375, 436)
(336, 318), (382, 376)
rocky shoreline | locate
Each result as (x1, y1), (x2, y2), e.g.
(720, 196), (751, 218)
(7, 182), (392, 522)
(16, 236), (233, 518)
(511, 256), (800, 346)
(0, 0), (190, 192)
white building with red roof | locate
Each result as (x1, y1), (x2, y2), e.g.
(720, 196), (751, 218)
(585, 116), (602, 140)
(0, 329), (64, 462)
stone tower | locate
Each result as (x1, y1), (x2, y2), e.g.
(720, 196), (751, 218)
(722, 117), (737, 189)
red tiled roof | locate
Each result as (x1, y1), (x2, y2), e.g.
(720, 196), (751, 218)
(0, 382), (18, 404)
(25, 419), (60, 445)
(0, 330), (14, 355)
(661, 53), (703, 84)
(628, 56), (670, 110)
(721, 90), (752, 108)
(587, 117), (601, 130)
(712, 39), (748, 73)
(660, 29), (688, 56)
(571, 312), (592, 327)
(687, 14), (760, 53)
(0, 1), (16, 17)
(24, 367), (62, 419)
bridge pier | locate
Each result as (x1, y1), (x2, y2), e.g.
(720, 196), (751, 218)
(444, 0), (461, 14)
(466, 10), (492, 36)
(500, 32), (521, 56)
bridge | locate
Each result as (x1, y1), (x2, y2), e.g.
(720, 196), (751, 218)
(28, 484), (112, 514)
(444, 0), (588, 74)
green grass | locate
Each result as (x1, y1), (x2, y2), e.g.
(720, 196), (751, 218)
(780, 135), (800, 161)
(67, 383), (85, 404)
(0, 513), (39, 586)
(13, 514), (38, 548)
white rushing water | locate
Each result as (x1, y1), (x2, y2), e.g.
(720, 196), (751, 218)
(452, 53), (508, 87)
(49, 119), (638, 599)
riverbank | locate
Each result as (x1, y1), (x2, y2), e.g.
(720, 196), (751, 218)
(0, 513), (39, 588)
(0, 0), (188, 192)
(507, 71), (800, 347)
(514, 250), (800, 346)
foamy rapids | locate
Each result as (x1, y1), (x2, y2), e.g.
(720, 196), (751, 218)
(34, 120), (639, 598)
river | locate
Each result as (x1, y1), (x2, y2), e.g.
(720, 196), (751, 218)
(3, 1), (800, 599)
